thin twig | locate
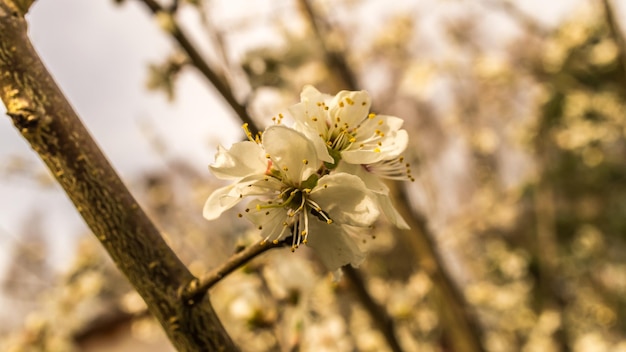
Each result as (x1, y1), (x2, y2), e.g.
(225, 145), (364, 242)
(136, 0), (261, 136)
(480, 0), (548, 37)
(601, 0), (626, 88)
(343, 265), (404, 352)
(299, 0), (359, 90)
(181, 239), (287, 304)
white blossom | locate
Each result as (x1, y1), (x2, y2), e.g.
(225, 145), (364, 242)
(289, 85), (409, 165)
(204, 125), (379, 270)
(288, 85), (413, 229)
(203, 86), (414, 270)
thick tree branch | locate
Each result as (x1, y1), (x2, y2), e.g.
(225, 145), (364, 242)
(0, 4), (237, 351)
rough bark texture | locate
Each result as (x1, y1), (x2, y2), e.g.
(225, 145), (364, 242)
(0, 3), (238, 351)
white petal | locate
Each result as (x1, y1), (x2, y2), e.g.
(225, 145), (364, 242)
(381, 115), (405, 130)
(329, 90), (371, 129)
(341, 149), (386, 164)
(342, 115), (409, 164)
(384, 129), (409, 158)
(375, 193), (410, 230)
(209, 141), (267, 180)
(263, 125), (320, 185)
(335, 162), (409, 229)
(335, 162), (389, 194)
(244, 199), (291, 241)
(306, 222), (366, 271)
(311, 173), (379, 227)
(203, 184), (242, 220)
(203, 175), (276, 220)
(293, 122), (334, 163)
(289, 85), (331, 135)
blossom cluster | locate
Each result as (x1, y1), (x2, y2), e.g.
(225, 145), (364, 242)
(204, 86), (414, 271)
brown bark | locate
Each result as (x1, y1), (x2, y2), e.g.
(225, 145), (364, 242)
(0, 2), (237, 351)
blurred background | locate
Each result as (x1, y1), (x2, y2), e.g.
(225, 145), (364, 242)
(1, 0), (626, 351)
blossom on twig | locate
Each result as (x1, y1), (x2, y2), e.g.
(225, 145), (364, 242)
(204, 86), (414, 270)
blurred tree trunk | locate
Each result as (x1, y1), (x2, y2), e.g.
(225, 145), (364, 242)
(0, 2), (237, 351)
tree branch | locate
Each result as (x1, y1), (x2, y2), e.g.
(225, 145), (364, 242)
(299, 0), (359, 91)
(181, 239), (288, 303)
(136, 0), (261, 136)
(342, 265), (404, 352)
(0, 5), (237, 351)
(601, 0), (626, 88)
(392, 183), (485, 352)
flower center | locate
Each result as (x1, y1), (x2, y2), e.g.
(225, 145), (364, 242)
(253, 186), (334, 252)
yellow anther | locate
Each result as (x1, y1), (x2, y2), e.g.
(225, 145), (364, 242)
(374, 147), (381, 153)
(339, 101), (345, 107)
(368, 113), (376, 119)
(312, 117), (318, 121)
(378, 120), (383, 125)
(349, 137), (356, 143)
(303, 159), (309, 165)
(242, 123), (257, 142)
(346, 97), (354, 105)
(326, 219), (333, 224)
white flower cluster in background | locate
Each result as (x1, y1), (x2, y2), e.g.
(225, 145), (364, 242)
(204, 86), (414, 270)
